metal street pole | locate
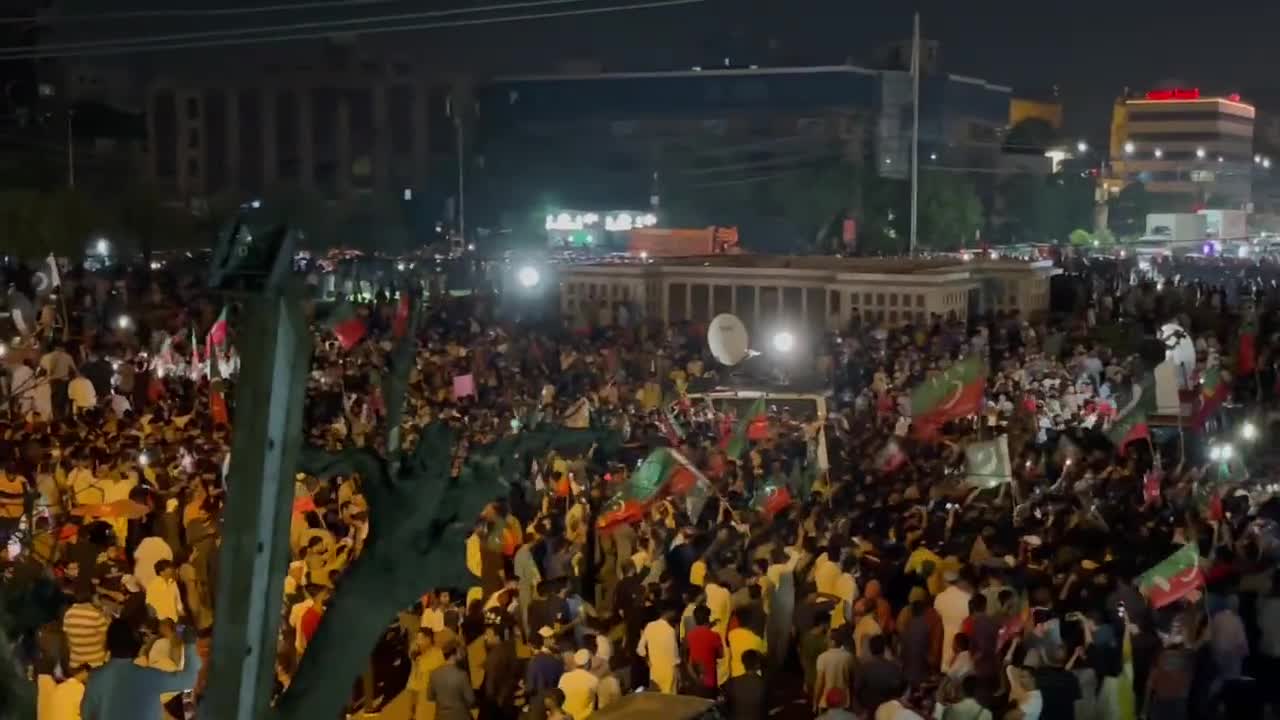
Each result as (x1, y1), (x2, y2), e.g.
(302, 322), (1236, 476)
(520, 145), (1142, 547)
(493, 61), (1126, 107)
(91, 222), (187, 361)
(909, 12), (920, 256)
(66, 109), (75, 189)
(456, 103), (466, 247)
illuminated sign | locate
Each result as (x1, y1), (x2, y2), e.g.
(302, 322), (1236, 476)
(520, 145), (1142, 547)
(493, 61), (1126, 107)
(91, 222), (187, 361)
(1144, 88), (1200, 101)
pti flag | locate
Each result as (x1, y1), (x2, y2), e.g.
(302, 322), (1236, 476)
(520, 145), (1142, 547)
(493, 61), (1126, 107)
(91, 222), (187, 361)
(666, 448), (714, 522)
(207, 306), (229, 348)
(752, 481), (793, 518)
(964, 436), (1013, 489)
(1136, 544), (1204, 608)
(1107, 373), (1155, 450)
(1238, 311), (1257, 375)
(724, 397), (766, 460)
(910, 356), (986, 435)
(597, 449), (677, 530)
(1193, 366), (1230, 427)
(874, 438), (908, 474)
(326, 302), (368, 350)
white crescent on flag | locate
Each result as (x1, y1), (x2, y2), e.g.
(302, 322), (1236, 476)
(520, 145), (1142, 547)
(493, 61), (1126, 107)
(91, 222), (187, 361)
(971, 445), (998, 477)
(941, 379), (965, 410)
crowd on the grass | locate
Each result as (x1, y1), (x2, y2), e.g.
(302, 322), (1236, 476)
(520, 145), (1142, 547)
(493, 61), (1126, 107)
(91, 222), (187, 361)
(1, 257), (1280, 720)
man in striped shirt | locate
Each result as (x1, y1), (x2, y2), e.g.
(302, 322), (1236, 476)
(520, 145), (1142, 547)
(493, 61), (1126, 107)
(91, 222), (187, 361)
(63, 590), (111, 668)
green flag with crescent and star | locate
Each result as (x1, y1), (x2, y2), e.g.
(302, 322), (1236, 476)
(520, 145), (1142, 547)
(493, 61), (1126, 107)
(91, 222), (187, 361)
(1107, 373), (1155, 449)
(964, 435), (1013, 489)
(910, 355), (986, 434)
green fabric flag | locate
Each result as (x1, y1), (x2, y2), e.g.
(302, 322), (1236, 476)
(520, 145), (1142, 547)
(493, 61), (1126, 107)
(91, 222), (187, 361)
(725, 397), (766, 460)
(910, 356), (986, 421)
(1107, 373), (1156, 448)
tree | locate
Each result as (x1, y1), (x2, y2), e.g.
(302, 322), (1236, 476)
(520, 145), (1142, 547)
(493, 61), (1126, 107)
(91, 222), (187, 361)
(1108, 182), (1151, 238)
(1004, 118), (1058, 155)
(0, 188), (105, 259)
(916, 173), (983, 250)
(998, 171), (1095, 245)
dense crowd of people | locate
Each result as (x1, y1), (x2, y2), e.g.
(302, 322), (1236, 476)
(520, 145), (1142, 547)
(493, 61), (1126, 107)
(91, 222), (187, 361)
(1, 255), (1279, 720)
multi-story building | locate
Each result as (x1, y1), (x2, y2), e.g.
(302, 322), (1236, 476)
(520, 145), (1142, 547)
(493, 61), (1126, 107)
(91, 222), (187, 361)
(144, 54), (440, 201)
(474, 61), (1011, 235)
(1108, 89), (1258, 209)
(554, 255), (1058, 333)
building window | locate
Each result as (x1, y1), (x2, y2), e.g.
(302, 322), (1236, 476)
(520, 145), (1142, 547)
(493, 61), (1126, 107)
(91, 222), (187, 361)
(863, 293), (872, 305)
(876, 293), (885, 305)
(187, 129), (199, 148)
(829, 290), (841, 314)
(186, 97), (200, 119)
(889, 293), (898, 307)
(916, 294), (925, 307)
(622, 287), (630, 301)
(889, 311), (898, 323)
(566, 284), (575, 296)
(186, 157), (200, 177)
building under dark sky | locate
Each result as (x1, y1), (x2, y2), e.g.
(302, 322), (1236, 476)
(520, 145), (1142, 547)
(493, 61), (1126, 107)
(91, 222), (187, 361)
(37, 0), (1280, 140)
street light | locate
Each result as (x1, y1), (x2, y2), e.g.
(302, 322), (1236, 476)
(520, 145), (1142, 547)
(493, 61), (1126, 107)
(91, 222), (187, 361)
(1217, 155), (1224, 163)
(1123, 141), (1135, 155)
(1154, 148), (1164, 159)
(1196, 147), (1207, 159)
(116, 315), (132, 330)
(1255, 154), (1263, 165)
(516, 266), (541, 289)
(1076, 140), (1089, 154)
(1265, 158), (1273, 169)
(1241, 421), (1258, 441)
(95, 237), (110, 255)
(772, 330), (796, 353)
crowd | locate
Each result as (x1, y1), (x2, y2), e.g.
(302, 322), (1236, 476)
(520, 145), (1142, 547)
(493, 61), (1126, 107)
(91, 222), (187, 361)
(1, 257), (1279, 720)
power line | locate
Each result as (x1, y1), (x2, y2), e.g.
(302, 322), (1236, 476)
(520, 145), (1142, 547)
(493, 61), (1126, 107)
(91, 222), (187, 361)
(0, 0), (701, 59)
(0, 0), (609, 56)
(0, 0), (431, 24)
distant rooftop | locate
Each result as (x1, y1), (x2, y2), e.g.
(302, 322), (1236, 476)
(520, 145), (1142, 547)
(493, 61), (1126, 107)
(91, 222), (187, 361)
(566, 254), (1052, 274)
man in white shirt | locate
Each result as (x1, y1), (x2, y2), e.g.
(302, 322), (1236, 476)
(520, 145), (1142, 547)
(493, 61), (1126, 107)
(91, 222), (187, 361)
(67, 370), (97, 414)
(39, 343), (75, 419)
(636, 608), (679, 694)
(558, 649), (600, 720)
(145, 559), (184, 622)
(933, 570), (972, 669)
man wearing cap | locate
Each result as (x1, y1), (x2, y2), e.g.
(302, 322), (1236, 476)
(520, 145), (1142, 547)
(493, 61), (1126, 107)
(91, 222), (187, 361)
(557, 649), (599, 720)
(526, 629), (564, 695)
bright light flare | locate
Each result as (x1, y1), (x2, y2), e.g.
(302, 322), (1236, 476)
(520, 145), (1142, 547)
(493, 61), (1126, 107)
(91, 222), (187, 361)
(517, 266), (541, 288)
(772, 331), (796, 353)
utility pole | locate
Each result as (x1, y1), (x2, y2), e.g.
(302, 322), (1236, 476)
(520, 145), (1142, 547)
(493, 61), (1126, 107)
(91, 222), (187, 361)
(452, 93), (466, 248)
(908, 12), (920, 256)
(66, 108), (75, 189)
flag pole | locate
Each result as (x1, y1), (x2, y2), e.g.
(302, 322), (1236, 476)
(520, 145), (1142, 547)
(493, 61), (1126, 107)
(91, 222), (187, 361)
(908, 11), (921, 257)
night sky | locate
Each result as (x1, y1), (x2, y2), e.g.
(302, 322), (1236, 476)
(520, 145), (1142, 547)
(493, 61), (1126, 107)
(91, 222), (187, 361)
(45, 0), (1280, 139)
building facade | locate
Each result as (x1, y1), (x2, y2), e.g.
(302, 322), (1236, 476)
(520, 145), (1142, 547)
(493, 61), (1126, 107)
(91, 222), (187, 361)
(555, 255), (1057, 335)
(1108, 89), (1258, 209)
(145, 56), (440, 201)
(474, 63), (1011, 232)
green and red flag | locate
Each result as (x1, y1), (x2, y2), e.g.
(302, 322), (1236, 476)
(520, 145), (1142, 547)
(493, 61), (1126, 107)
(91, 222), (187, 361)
(1136, 544), (1204, 608)
(327, 302), (368, 350)
(752, 481), (792, 517)
(189, 328), (202, 381)
(1192, 367), (1230, 427)
(910, 356), (986, 436)
(392, 293), (412, 339)
(1237, 311), (1257, 375)
(1107, 373), (1156, 450)
(207, 305), (229, 348)
(724, 397), (766, 460)
(667, 448), (714, 521)
(661, 406), (686, 446)
(597, 449), (677, 530)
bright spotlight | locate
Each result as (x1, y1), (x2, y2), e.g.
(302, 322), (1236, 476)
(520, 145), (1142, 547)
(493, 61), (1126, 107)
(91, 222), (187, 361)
(139, 451), (152, 466)
(1123, 141), (1135, 155)
(1241, 422), (1258, 441)
(772, 331), (795, 353)
(1220, 444), (1234, 460)
(95, 238), (110, 255)
(1076, 140), (1089, 153)
(517, 266), (541, 288)
(116, 315), (132, 330)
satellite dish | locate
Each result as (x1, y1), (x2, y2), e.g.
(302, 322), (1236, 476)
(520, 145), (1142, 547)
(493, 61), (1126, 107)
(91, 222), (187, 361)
(707, 313), (750, 366)
(1159, 322), (1196, 388)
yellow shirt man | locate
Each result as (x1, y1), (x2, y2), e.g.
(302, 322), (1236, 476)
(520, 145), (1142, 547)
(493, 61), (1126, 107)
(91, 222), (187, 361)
(727, 626), (765, 678)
